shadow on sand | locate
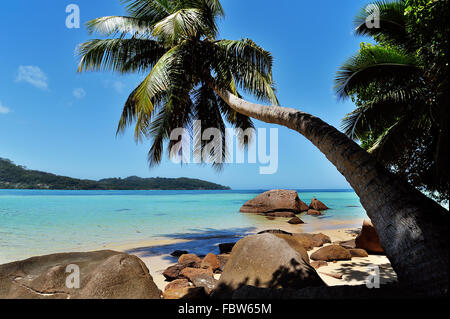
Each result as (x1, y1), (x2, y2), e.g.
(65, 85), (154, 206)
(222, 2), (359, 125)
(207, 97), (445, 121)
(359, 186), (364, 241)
(125, 227), (257, 263)
(335, 261), (397, 284)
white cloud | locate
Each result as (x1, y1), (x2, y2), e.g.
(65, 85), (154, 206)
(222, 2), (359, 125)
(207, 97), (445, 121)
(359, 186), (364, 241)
(0, 101), (11, 114)
(112, 81), (124, 93)
(15, 65), (49, 90)
(73, 88), (86, 99)
(104, 80), (125, 93)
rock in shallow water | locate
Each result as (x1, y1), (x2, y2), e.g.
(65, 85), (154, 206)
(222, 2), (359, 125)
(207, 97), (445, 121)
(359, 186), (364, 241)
(0, 250), (161, 299)
(307, 209), (322, 216)
(309, 197), (329, 211)
(240, 189), (308, 214)
(265, 211), (296, 218)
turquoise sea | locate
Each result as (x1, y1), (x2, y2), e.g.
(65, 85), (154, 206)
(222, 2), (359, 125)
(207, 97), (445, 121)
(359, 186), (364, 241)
(0, 189), (366, 264)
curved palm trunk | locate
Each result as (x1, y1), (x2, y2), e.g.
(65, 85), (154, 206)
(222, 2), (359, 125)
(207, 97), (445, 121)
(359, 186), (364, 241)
(215, 88), (449, 296)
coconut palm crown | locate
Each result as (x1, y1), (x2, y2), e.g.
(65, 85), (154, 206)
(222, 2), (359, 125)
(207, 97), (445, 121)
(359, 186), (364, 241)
(334, 0), (449, 201)
(77, 0), (278, 168)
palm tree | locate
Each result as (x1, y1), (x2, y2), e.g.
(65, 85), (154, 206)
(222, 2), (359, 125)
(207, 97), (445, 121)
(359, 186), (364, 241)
(335, 0), (449, 203)
(78, 0), (448, 295)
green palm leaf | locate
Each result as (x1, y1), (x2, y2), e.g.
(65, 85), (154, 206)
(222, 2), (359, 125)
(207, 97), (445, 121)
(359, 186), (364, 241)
(78, 0), (279, 169)
(355, 1), (413, 50)
(341, 86), (426, 139)
(213, 39), (279, 105)
(192, 84), (228, 169)
(86, 16), (154, 38)
(77, 38), (166, 73)
(334, 45), (420, 99)
(367, 113), (428, 163)
(153, 8), (215, 44)
(123, 0), (174, 22)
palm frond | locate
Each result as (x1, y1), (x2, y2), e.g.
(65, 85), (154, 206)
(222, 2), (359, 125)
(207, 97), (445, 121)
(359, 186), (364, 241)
(116, 81), (167, 142)
(355, 1), (413, 50)
(192, 84), (227, 169)
(217, 96), (254, 146)
(341, 87), (427, 139)
(122, 0), (174, 22)
(213, 39), (279, 105)
(86, 16), (154, 38)
(79, 0), (280, 170)
(342, 86), (426, 139)
(131, 44), (182, 117)
(153, 8), (216, 44)
(178, 0), (224, 17)
(334, 45), (420, 99)
(367, 114), (426, 163)
(77, 38), (166, 73)
(148, 88), (194, 167)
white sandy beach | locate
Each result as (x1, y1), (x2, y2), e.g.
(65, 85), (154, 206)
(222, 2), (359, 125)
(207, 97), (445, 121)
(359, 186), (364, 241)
(111, 222), (397, 291)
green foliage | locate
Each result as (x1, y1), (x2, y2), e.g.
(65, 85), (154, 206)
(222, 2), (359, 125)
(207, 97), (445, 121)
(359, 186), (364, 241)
(0, 157), (230, 190)
(335, 0), (449, 203)
(77, 0), (278, 170)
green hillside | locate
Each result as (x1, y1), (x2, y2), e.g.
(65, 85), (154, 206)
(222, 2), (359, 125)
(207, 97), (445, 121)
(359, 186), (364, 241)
(0, 157), (230, 190)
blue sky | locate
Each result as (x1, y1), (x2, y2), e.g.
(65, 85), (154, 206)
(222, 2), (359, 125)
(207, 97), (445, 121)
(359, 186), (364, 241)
(0, 0), (371, 190)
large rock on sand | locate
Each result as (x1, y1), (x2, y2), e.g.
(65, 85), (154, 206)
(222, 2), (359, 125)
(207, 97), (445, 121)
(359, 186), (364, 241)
(311, 245), (352, 261)
(163, 264), (186, 281)
(163, 286), (207, 299)
(0, 250), (161, 299)
(256, 231), (330, 251)
(240, 190), (308, 214)
(266, 212), (296, 218)
(216, 255), (229, 273)
(355, 220), (384, 254)
(201, 253), (220, 272)
(309, 197), (329, 211)
(338, 239), (356, 249)
(180, 267), (213, 282)
(163, 279), (208, 300)
(258, 229), (292, 236)
(349, 249), (369, 258)
(288, 217), (304, 224)
(291, 233), (331, 251)
(212, 233), (325, 298)
(192, 274), (218, 295)
(178, 254), (202, 267)
(165, 278), (190, 291)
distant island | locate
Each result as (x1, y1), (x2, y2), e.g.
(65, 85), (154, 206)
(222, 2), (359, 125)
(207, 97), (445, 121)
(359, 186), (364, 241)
(0, 157), (230, 190)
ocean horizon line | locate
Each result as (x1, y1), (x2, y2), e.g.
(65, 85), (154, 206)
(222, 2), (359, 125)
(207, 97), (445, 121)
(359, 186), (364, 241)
(0, 188), (355, 195)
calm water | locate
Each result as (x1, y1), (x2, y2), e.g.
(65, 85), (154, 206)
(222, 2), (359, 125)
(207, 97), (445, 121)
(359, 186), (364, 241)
(0, 189), (366, 264)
